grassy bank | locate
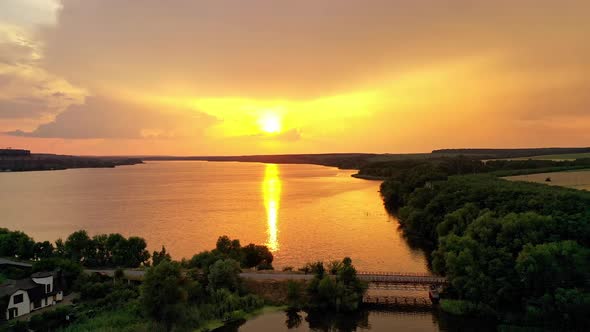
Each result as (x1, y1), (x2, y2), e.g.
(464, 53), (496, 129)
(58, 306), (151, 332)
(200, 305), (287, 332)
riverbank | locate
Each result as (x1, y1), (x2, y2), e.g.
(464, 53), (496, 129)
(206, 306), (287, 332)
(351, 173), (387, 180)
(0, 153), (143, 172)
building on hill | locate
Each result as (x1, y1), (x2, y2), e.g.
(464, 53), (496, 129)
(0, 271), (64, 320)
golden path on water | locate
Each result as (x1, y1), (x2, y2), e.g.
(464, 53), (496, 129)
(263, 164), (281, 252)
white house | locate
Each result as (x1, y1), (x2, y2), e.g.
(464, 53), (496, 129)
(1, 271), (64, 320)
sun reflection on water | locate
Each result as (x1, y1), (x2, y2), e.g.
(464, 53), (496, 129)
(263, 164), (281, 252)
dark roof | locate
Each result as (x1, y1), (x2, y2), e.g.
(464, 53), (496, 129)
(0, 280), (18, 297)
(0, 278), (37, 297)
(0, 271), (60, 301)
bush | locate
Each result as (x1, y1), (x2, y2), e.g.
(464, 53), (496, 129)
(305, 258), (367, 312)
(28, 306), (76, 331)
(440, 299), (496, 318)
(207, 259), (241, 292)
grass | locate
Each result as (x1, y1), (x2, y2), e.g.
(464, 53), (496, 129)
(501, 153), (590, 161)
(58, 307), (152, 332)
(505, 169), (590, 191)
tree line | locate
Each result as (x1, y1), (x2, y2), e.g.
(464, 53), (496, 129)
(0, 230), (274, 271)
(358, 155), (590, 179)
(379, 160), (590, 327)
(0, 229), (150, 268)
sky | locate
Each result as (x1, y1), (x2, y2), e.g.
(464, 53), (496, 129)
(0, 0), (589, 156)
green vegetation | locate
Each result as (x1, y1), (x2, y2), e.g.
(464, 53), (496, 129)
(57, 306), (149, 332)
(432, 148), (590, 159)
(182, 235), (274, 271)
(439, 299), (495, 317)
(378, 156), (590, 328)
(504, 152), (590, 161)
(151, 246), (172, 267)
(291, 258), (367, 313)
(1, 234), (271, 331)
(0, 228), (36, 260)
(63, 230), (150, 268)
(0, 228), (150, 268)
(358, 155), (590, 179)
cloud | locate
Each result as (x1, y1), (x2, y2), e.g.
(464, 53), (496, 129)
(0, 98), (57, 119)
(6, 96), (218, 139)
(40, 0), (590, 101)
(0, 23), (85, 127)
(3, 0), (590, 154)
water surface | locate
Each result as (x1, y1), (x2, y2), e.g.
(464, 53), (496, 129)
(0, 161), (427, 272)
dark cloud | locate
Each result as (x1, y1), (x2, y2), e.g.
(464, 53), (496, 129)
(41, 0), (590, 100)
(0, 98), (56, 119)
(6, 96), (218, 139)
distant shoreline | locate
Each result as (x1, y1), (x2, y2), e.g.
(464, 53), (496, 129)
(0, 154), (143, 172)
(351, 173), (387, 181)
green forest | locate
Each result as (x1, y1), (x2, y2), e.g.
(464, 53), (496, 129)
(378, 157), (590, 327)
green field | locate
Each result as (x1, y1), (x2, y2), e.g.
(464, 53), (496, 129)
(505, 169), (590, 191)
(504, 152), (590, 161)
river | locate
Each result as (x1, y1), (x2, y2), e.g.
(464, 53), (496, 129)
(0, 161), (487, 331)
(0, 161), (426, 272)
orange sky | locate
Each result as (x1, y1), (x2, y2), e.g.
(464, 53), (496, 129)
(0, 0), (589, 155)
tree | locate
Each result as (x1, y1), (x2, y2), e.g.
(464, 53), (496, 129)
(64, 230), (92, 263)
(125, 236), (150, 267)
(516, 241), (590, 297)
(33, 241), (54, 259)
(241, 244), (273, 269)
(89, 234), (109, 267)
(215, 235), (242, 261)
(54, 239), (66, 257)
(0, 229), (35, 259)
(140, 261), (188, 330)
(327, 260), (343, 275)
(106, 233), (127, 266)
(215, 235), (234, 254)
(152, 246), (172, 266)
(306, 258), (366, 312)
(207, 259), (241, 292)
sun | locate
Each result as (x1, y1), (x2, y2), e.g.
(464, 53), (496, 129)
(259, 114), (282, 134)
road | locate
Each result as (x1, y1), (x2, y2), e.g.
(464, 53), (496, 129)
(85, 269), (315, 281)
(84, 269), (446, 285)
